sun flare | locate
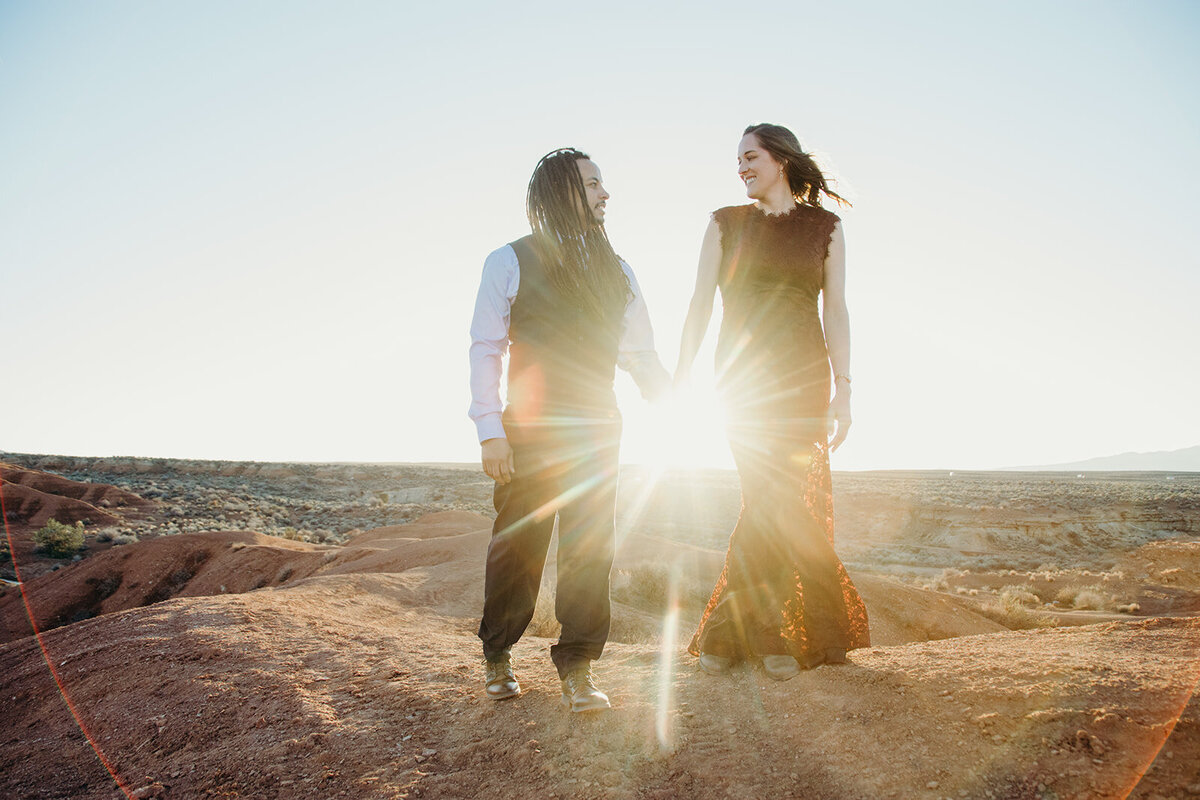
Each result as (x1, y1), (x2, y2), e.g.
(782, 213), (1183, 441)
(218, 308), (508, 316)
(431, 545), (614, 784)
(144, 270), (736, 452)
(628, 389), (732, 470)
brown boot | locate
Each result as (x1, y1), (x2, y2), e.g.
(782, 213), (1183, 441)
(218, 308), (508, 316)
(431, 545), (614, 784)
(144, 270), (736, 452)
(484, 651), (520, 701)
(559, 663), (611, 712)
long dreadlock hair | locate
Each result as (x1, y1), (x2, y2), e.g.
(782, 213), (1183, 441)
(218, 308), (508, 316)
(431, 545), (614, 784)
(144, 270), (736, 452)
(526, 148), (631, 320)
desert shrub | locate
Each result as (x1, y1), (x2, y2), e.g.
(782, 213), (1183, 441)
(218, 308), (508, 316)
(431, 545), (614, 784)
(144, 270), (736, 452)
(977, 599), (1056, 630)
(929, 568), (960, 592)
(1054, 584), (1110, 610)
(111, 533), (139, 546)
(1054, 586), (1079, 606)
(613, 565), (671, 610)
(526, 581), (560, 638)
(1158, 567), (1182, 584)
(276, 527), (316, 543)
(974, 582), (1057, 631)
(33, 519), (85, 558)
(1072, 587), (1108, 610)
(999, 585), (1039, 607)
(1027, 584), (1057, 602)
(1116, 603), (1141, 614)
(607, 613), (661, 645)
(612, 564), (713, 614)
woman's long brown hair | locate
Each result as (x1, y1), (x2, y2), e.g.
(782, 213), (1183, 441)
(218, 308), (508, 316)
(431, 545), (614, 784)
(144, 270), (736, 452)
(743, 123), (850, 209)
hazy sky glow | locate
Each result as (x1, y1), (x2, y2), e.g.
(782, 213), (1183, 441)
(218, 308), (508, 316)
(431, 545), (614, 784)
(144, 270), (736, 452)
(2, 1), (1198, 470)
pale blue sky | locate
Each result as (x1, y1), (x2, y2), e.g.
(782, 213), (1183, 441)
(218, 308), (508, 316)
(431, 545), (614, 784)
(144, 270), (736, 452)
(2, 1), (1197, 469)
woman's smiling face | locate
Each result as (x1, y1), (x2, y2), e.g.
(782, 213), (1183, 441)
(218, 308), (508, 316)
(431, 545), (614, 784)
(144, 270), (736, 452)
(737, 133), (786, 200)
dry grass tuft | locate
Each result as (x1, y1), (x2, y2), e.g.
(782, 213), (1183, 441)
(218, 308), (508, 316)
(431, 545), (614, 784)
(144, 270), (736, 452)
(999, 585), (1040, 607)
(977, 601), (1056, 630)
(612, 564), (713, 614)
(976, 585), (1057, 630)
(525, 580), (560, 639)
(1072, 588), (1109, 610)
(1055, 584), (1110, 610)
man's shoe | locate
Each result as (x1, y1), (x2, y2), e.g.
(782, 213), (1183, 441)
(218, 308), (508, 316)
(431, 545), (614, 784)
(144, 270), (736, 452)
(762, 654), (801, 681)
(559, 664), (611, 713)
(484, 652), (520, 701)
(699, 652), (733, 675)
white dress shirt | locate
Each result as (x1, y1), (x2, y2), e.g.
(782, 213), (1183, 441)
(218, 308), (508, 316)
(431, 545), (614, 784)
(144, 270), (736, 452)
(469, 243), (669, 442)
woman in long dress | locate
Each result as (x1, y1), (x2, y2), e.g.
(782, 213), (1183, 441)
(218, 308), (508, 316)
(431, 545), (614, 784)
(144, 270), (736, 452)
(675, 123), (870, 681)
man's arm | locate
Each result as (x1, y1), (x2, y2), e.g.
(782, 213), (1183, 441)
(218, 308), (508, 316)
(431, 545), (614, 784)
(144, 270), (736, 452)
(616, 262), (671, 401)
(469, 247), (519, 482)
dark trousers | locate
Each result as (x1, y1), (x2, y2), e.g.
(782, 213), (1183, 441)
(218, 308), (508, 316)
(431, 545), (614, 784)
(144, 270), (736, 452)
(478, 408), (621, 678)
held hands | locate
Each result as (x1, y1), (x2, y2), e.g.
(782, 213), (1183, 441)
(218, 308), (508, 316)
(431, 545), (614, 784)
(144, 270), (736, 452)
(646, 367), (672, 404)
(826, 389), (852, 451)
(481, 438), (515, 484)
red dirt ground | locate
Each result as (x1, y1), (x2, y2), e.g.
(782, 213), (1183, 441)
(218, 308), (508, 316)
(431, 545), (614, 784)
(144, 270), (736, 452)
(1, 512), (1197, 799)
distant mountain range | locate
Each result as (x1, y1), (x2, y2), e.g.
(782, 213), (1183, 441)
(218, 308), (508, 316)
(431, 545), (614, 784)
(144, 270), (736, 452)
(1008, 445), (1200, 472)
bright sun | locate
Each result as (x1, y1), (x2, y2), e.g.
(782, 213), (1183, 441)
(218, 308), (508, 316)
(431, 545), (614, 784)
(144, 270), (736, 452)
(621, 386), (733, 470)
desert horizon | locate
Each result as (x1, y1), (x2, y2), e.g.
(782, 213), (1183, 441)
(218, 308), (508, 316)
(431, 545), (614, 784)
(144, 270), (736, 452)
(4, 442), (1200, 474)
(2, 450), (1197, 798)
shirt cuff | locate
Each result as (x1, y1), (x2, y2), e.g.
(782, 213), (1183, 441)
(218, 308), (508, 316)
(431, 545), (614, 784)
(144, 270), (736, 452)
(474, 413), (506, 443)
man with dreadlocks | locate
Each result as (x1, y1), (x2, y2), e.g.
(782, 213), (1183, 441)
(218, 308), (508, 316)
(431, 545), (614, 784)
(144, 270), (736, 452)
(469, 148), (669, 712)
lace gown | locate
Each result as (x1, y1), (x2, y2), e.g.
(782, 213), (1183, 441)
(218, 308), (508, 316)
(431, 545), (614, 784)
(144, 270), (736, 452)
(689, 203), (870, 661)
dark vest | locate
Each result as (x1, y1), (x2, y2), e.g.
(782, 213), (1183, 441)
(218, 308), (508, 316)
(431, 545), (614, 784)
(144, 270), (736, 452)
(506, 235), (623, 418)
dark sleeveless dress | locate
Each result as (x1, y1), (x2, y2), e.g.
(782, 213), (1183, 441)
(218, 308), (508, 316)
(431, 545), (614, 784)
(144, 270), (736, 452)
(689, 203), (870, 662)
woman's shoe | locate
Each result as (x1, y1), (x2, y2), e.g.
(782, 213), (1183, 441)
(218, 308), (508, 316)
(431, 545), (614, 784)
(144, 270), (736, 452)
(699, 652), (733, 675)
(796, 650), (827, 671)
(762, 655), (801, 681)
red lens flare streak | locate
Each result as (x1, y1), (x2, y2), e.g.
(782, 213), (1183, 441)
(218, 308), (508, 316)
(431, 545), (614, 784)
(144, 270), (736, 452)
(0, 477), (135, 799)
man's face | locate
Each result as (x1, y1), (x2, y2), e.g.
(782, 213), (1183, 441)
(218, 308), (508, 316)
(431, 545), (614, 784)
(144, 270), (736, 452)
(575, 159), (609, 224)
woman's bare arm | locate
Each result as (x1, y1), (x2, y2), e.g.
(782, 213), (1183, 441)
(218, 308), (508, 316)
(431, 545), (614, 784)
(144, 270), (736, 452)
(822, 221), (852, 450)
(675, 217), (722, 382)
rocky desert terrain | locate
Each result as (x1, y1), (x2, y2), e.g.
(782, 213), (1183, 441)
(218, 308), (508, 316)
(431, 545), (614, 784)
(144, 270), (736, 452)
(1, 452), (1198, 799)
